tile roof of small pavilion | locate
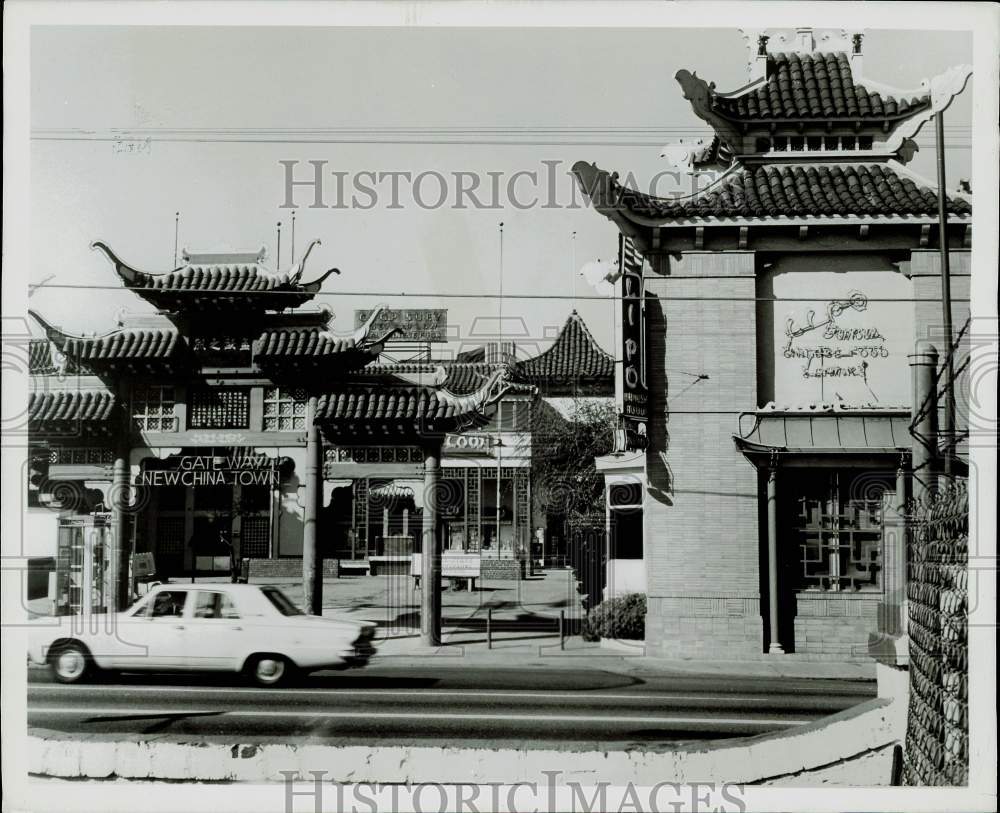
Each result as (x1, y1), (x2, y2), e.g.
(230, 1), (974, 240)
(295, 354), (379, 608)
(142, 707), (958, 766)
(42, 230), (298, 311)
(91, 239), (340, 312)
(516, 311), (615, 384)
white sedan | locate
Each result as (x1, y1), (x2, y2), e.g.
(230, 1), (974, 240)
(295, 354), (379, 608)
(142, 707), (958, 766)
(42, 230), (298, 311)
(27, 584), (377, 686)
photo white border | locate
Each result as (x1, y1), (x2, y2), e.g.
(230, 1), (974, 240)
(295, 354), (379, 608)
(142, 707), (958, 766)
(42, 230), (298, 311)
(2, 2), (996, 811)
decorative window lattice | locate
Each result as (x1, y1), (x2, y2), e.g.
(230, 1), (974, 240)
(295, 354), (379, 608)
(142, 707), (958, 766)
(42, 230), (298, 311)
(132, 385), (178, 432)
(156, 518), (186, 555)
(241, 517), (270, 559)
(48, 447), (114, 465)
(325, 446), (423, 464)
(189, 388), (250, 429)
(466, 468), (480, 551)
(515, 469), (530, 530)
(263, 387), (307, 431)
(353, 478), (369, 549)
(796, 496), (883, 592)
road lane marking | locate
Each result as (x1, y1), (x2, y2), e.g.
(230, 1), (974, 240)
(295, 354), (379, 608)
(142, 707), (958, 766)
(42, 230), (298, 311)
(27, 707), (810, 726)
(26, 685), (863, 704)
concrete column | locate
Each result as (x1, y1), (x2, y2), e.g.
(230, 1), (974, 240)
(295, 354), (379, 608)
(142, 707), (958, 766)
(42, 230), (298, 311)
(421, 441), (442, 647)
(876, 460), (910, 639)
(302, 397), (324, 615)
(766, 465), (784, 654)
(107, 451), (129, 612)
(909, 347), (939, 503)
(895, 462), (909, 637)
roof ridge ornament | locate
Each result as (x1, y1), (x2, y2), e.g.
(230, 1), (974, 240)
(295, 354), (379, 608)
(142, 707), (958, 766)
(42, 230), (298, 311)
(285, 237), (321, 283)
(91, 241), (150, 283)
(435, 366), (512, 413)
(883, 65), (973, 160)
(674, 70), (744, 159)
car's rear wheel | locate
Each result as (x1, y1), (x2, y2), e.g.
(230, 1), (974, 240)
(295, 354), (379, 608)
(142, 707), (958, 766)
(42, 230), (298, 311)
(246, 654), (293, 687)
(50, 642), (92, 684)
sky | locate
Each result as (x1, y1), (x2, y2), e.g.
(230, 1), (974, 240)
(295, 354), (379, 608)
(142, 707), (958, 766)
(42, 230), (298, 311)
(28, 25), (974, 357)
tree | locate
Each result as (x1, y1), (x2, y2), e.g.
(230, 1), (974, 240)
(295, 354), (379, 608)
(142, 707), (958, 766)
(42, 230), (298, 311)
(531, 398), (616, 533)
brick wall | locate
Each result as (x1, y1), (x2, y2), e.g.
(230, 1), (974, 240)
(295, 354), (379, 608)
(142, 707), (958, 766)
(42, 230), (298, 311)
(793, 596), (879, 657)
(246, 558), (340, 579)
(643, 252), (763, 658)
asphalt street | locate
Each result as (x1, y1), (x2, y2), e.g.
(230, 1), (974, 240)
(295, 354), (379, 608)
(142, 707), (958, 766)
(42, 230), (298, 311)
(27, 665), (876, 749)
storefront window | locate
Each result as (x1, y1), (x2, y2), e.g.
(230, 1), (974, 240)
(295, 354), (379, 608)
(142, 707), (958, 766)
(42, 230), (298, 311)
(263, 387), (307, 431)
(132, 385), (178, 432)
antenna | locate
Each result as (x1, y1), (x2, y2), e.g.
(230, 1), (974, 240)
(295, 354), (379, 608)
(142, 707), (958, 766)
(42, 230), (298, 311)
(276, 221), (282, 269)
(291, 210), (297, 264)
(173, 212), (180, 267)
(571, 230), (577, 306)
(498, 221), (504, 360)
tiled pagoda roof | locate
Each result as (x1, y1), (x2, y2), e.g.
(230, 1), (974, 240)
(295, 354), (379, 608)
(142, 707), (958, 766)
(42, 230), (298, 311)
(516, 311), (614, 384)
(57, 328), (184, 361)
(314, 368), (512, 432)
(29, 389), (117, 424)
(28, 305), (392, 370)
(351, 361), (536, 395)
(91, 240), (339, 312)
(714, 52), (929, 121)
(617, 163), (972, 220)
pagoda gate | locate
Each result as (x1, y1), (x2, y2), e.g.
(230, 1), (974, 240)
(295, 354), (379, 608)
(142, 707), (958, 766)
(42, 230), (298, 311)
(28, 239), (509, 644)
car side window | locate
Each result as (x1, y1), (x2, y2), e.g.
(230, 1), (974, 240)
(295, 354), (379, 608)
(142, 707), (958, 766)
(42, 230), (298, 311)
(193, 591), (240, 620)
(149, 590), (188, 618)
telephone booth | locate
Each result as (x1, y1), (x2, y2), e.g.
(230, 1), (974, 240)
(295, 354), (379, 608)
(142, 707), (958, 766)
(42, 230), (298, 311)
(53, 515), (111, 615)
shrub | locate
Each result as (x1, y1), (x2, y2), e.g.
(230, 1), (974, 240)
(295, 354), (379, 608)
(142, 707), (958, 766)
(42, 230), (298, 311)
(582, 593), (646, 641)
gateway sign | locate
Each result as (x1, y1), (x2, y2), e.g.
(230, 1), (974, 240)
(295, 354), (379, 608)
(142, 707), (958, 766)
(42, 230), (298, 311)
(136, 455), (279, 487)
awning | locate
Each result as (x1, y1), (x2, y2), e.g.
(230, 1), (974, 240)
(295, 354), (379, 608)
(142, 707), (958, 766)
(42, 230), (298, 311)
(734, 410), (911, 457)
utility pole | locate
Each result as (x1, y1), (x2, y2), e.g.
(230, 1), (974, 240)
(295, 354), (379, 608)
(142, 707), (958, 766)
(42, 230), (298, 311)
(935, 112), (955, 478)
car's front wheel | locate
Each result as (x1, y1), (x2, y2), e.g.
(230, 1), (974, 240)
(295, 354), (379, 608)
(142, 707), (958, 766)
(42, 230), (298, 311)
(49, 642), (92, 684)
(245, 654), (294, 687)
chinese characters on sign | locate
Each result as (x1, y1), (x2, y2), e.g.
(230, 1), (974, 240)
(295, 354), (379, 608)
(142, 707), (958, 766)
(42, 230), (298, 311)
(354, 308), (449, 342)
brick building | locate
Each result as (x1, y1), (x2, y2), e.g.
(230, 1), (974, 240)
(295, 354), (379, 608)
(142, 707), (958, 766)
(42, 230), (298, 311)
(574, 28), (972, 659)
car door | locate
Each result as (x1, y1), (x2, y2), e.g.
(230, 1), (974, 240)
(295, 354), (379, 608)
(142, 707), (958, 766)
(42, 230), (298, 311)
(183, 590), (246, 671)
(111, 588), (192, 670)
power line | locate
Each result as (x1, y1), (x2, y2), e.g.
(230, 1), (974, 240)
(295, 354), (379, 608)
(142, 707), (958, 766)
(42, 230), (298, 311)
(26, 283), (971, 304)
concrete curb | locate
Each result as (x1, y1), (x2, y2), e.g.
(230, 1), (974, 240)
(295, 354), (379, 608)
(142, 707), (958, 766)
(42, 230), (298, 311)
(29, 696), (903, 784)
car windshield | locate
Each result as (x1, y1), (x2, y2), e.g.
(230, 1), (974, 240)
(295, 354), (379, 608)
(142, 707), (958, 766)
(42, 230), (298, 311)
(260, 586), (303, 616)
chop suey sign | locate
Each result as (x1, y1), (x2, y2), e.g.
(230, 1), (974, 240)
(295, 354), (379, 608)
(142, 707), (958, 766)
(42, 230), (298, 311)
(136, 454), (279, 487)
